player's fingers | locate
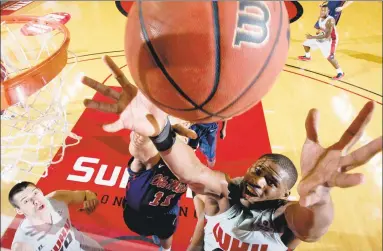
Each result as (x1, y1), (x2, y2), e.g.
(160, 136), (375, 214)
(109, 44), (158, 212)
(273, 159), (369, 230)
(78, 201), (88, 213)
(84, 99), (119, 114)
(297, 171), (326, 199)
(92, 199), (98, 209)
(81, 76), (120, 100)
(330, 173), (365, 188)
(340, 136), (382, 171)
(88, 200), (96, 213)
(84, 201), (93, 214)
(103, 55), (135, 93)
(333, 101), (375, 152)
(299, 192), (321, 207)
(103, 119), (125, 133)
(172, 124), (198, 139)
(305, 109), (320, 143)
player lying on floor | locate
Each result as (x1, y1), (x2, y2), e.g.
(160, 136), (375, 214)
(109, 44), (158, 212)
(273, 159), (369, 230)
(123, 124), (196, 251)
(9, 182), (103, 251)
(81, 56), (382, 251)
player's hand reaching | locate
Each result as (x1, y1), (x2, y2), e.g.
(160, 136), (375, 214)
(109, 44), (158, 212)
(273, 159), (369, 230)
(172, 124), (198, 140)
(220, 130), (226, 140)
(82, 55), (167, 137)
(297, 101), (382, 207)
(78, 191), (99, 214)
(306, 33), (314, 39)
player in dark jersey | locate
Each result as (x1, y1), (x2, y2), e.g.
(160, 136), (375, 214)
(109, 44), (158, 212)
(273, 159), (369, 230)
(187, 120), (228, 168)
(123, 125), (196, 251)
(314, 1), (353, 29)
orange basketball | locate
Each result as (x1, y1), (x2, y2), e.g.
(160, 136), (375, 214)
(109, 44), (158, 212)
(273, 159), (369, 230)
(125, 1), (290, 123)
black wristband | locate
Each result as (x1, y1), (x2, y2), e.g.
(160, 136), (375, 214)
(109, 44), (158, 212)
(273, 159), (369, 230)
(150, 118), (176, 152)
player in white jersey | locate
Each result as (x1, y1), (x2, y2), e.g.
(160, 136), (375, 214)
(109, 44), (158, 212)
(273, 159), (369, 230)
(81, 56), (382, 251)
(9, 181), (103, 251)
(298, 4), (344, 80)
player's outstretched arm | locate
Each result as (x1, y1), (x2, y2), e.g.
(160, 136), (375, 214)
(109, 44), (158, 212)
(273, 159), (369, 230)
(81, 56), (229, 197)
(161, 132), (229, 197)
(46, 190), (99, 214)
(336, 1), (354, 12)
(220, 120), (228, 139)
(312, 18), (334, 40)
(187, 195), (206, 251)
(283, 101), (382, 242)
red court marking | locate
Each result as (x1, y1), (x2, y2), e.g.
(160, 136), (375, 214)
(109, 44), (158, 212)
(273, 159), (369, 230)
(283, 69), (382, 105)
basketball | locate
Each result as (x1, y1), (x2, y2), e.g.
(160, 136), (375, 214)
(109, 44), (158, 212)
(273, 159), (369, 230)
(125, 2), (290, 123)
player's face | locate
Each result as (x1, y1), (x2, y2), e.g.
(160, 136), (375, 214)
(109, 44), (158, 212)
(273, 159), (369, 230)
(320, 7), (329, 18)
(13, 186), (49, 217)
(241, 158), (290, 204)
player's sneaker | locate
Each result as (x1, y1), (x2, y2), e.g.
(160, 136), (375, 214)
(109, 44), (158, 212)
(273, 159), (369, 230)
(298, 56), (311, 61)
(332, 72), (345, 80)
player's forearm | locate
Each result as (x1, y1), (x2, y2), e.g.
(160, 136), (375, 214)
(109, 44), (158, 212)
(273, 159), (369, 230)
(342, 1), (353, 9)
(160, 139), (227, 196)
(285, 190), (334, 242)
(187, 218), (205, 251)
(48, 190), (95, 205)
(222, 120), (228, 130)
(313, 31), (330, 40)
(161, 138), (207, 183)
(152, 118), (228, 196)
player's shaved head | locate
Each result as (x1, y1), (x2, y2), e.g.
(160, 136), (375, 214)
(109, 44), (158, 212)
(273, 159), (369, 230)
(8, 181), (36, 208)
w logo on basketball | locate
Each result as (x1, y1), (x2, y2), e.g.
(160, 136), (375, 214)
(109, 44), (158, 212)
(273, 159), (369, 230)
(233, 2), (270, 48)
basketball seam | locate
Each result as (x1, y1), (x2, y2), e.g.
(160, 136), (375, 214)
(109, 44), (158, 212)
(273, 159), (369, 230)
(196, 2), (221, 109)
(193, 1), (285, 122)
(137, 0), (226, 119)
(115, 1), (128, 17)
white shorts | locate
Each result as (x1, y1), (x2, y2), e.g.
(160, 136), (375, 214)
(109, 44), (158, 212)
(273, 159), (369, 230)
(303, 38), (338, 59)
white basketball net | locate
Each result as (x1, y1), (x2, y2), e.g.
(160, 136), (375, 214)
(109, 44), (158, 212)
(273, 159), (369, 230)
(1, 18), (81, 182)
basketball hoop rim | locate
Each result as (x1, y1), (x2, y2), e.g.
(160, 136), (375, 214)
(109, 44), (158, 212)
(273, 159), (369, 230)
(1, 15), (70, 110)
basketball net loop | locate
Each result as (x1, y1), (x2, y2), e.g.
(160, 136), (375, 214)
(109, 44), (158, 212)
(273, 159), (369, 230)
(1, 16), (81, 182)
